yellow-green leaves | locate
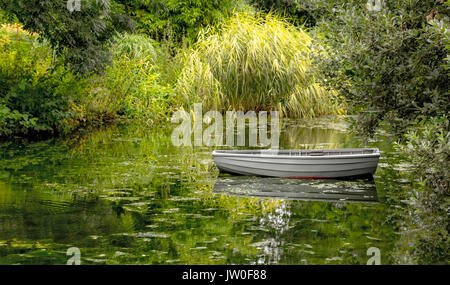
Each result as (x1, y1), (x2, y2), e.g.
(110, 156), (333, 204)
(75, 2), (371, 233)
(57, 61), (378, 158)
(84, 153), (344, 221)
(177, 13), (344, 117)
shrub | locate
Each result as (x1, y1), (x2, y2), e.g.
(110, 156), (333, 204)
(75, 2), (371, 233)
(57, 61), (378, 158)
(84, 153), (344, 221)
(249, 0), (317, 27)
(396, 117), (449, 264)
(0, 104), (38, 136)
(86, 33), (176, 124)
(116, 0), (243, 44)
(0, 0), (134, 75)
(249, 0), (367, 27)
(113, 32), (157, 62)
(312, 0), (450, 135)
(177, 13), (344, 117)
(0, 24), (86, 137)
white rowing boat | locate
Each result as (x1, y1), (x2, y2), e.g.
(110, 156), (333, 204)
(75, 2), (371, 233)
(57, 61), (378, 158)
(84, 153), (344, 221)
(212, 148), (380, 178)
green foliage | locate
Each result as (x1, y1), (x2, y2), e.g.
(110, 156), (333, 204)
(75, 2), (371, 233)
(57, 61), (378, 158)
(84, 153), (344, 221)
(4, 70), (85, 133)
(0, 9), (6, 24)
(87, 33), (176, 124)
(116, 0), (242, 43)
(177, 13), (344, 117)
(112, 32), (156, 62)
(395, 117), (449, 264)
(0, 24), (86, 137)
(249, 0), (317, 26)
(249, 0), (366, 27)
(401, 117), (449, 199)
(0, 104), (38, 136)
(400, 117), (449, 225)
(311, 0), (450, 135)
(0, 24), (179, 137)
(0, 0), (134, 74)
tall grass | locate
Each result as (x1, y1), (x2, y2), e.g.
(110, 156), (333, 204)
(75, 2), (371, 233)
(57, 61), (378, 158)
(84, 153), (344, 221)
(112, 33), (157, 63)
(177, 13), (345, 117)
(282, 83), (344, 118)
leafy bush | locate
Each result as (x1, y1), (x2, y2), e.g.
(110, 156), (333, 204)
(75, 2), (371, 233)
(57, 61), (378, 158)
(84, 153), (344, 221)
(0, 9), (6, 24)
(0, 26), (178, 137)
(0, 104), (38, 136)
(400, 117), (449, 211)
(396, 117), (449, 264)
(116, 0), (243, 44)
(86, 33), (176, 124)
(177, 13), (344, 117)
(249, 0), (366, 27)
(0, 0), (134, 74)
(311, 0), (449, 135)
(249, 0), (317, 26)
(0, 24), (86, 137)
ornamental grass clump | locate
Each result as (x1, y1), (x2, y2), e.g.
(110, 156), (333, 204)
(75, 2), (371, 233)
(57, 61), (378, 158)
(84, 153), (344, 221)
(177, 13), (344, 117)
(87, 33), (176, 124)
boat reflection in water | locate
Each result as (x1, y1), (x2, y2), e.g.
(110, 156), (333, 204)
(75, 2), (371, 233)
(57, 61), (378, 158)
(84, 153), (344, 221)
(214, 176), (379, 203)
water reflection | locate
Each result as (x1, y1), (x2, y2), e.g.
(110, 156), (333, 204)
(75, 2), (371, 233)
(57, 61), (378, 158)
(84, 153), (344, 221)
(279, 117), (351, 149)
(214, 176), (378, 203)
(0, 118), (414, 264)
(255, 202), (291, 264)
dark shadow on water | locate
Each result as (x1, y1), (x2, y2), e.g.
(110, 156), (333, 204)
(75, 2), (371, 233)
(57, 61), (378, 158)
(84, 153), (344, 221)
(214, 175), (379, 203)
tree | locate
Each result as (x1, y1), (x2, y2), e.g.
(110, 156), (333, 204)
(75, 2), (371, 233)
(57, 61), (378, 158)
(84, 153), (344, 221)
(311, 0), (449, 135)
(249, 0), (368, 27)
(0, 0), (134, 74)
(115, 0), (237, 44)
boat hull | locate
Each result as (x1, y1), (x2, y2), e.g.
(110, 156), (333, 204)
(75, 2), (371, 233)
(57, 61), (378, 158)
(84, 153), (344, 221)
(213, 149), (380, 178)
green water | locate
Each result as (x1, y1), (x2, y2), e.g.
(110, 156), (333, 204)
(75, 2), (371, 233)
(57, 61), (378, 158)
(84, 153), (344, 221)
(0, 117), (424, 264)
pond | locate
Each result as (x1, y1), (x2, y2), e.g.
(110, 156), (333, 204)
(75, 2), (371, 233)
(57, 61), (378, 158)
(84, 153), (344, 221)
(0, 117), (424, 264)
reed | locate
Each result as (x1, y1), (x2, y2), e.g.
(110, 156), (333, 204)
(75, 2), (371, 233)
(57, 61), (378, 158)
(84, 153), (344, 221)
(282, 84), (345, 118)
(177, 13), (345, 117)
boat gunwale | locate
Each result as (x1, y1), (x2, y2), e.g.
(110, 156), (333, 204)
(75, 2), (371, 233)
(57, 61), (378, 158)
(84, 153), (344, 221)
(212, 148), (380, 160)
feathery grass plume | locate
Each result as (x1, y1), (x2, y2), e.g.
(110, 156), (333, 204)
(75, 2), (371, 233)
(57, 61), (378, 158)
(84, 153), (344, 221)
(112, 33), (157, 63)
(177, 12), (345, 117)
(282, 84), (345, 118)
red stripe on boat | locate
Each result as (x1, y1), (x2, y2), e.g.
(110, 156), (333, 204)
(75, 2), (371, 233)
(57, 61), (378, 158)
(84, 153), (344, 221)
(287, 176), (326, 179)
